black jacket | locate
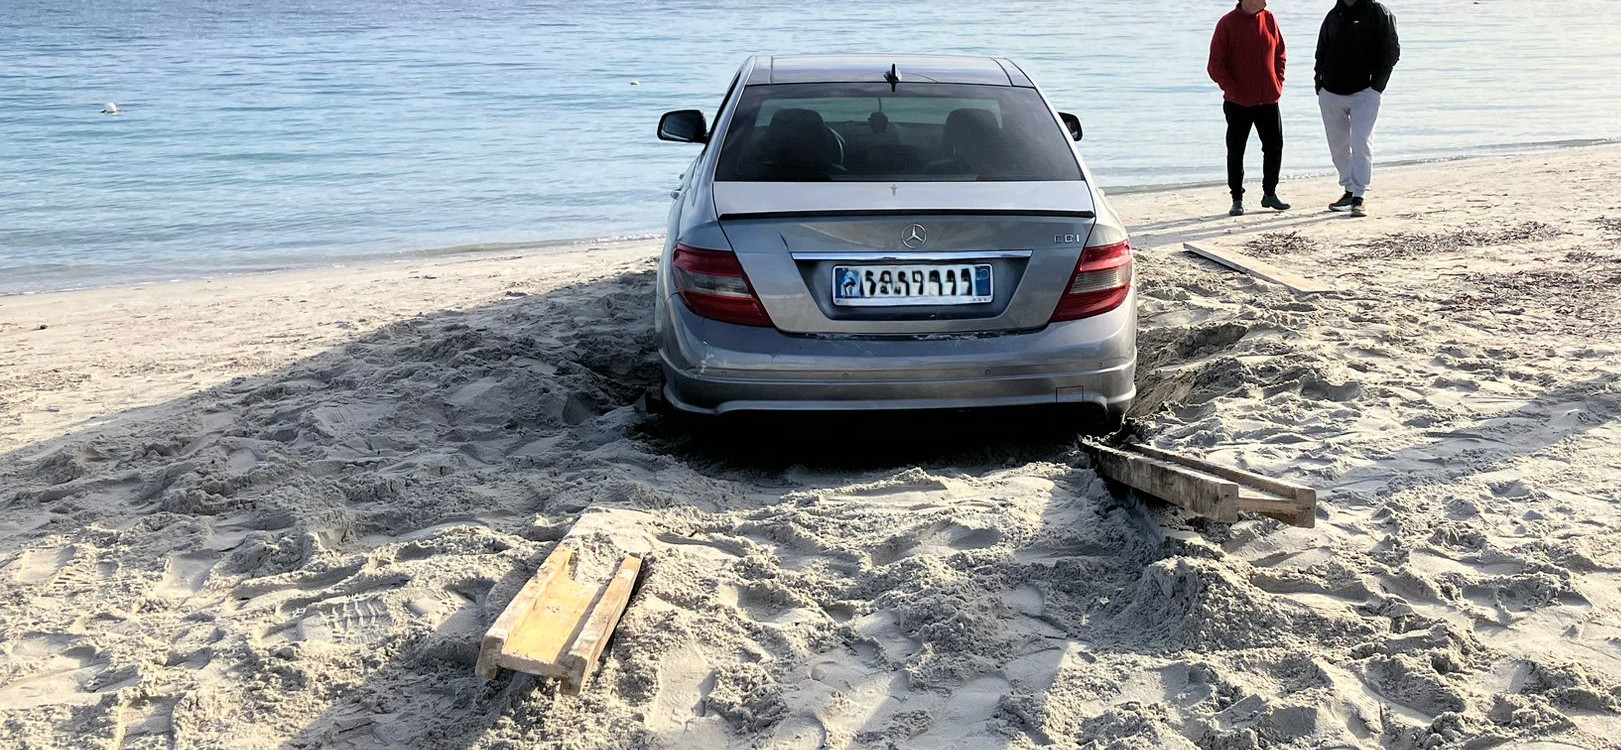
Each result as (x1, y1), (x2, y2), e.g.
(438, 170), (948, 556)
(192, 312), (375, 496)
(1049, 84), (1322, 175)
(1315, 0), (1401, 95)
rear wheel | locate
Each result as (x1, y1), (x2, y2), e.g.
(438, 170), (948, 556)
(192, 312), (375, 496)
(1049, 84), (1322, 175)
(645, 376), (718, 436)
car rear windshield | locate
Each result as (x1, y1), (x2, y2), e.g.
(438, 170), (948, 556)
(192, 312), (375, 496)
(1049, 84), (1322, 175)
(714, 83), (1083, 182)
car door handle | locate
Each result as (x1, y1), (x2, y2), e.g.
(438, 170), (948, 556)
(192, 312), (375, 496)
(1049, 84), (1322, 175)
(670, 189), (681, 199)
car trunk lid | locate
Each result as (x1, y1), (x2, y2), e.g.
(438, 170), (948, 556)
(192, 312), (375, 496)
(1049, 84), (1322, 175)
(714, 181), (1097, 335)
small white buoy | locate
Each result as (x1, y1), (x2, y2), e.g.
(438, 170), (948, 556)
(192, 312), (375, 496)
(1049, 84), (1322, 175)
(101, 102), (120, 115)
(629, 80), (640, 86)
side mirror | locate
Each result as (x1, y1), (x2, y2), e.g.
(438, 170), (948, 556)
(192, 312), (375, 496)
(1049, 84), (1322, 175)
(658, 109), (709, 144)
(1059, 112), (1083, 142)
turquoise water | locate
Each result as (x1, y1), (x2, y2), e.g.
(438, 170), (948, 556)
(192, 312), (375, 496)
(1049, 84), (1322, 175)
(3, 0), (1618, 294)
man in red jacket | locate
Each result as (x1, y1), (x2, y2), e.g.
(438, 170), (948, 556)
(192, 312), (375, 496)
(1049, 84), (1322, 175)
(1209, 0), (1291, 216)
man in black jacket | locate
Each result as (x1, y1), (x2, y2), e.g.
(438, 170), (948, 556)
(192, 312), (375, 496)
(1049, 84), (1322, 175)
(1315, 0), (1400, 217)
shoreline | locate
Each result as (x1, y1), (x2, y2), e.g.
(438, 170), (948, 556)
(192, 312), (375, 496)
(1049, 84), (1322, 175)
(6, 136), (1618, 299)
(1106, 135), (1621, 195)
(0, 233), (666, 299)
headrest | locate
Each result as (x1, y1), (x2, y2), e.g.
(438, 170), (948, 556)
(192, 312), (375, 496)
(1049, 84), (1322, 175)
(868, 111), (890, 134)
(945, 108), (999, 137)
(768, 108), (826, 133)
(756, 107), (838, 179)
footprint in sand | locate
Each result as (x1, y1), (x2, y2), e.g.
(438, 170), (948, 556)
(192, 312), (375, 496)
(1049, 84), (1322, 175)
(109, 691), (183, 746)
(643, 644), (726, 736)
(1003, 584), (1045, 617)
(240, 561), (415, 645)
(227, 562), (366, 604)
(719, 581), (812, 623)
(654, 531), (750, 561)
(9, 546), (75, 584)
(851, 610), (922, 666)
(225, 446), (258, 474)
(404, 588), (484, 635)
(869, 521), (1004, 566)
(0, 633), (110, 708)
(289, 597), (395, 644)
(155, 551), (220, 599)
(845, 476), (951, 498)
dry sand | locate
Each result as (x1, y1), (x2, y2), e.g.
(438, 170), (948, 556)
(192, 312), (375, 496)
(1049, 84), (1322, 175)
(2, 144), (1619, 749)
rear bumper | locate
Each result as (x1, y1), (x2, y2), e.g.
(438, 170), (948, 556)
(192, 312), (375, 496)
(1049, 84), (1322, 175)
(659, 294), (1136, 416)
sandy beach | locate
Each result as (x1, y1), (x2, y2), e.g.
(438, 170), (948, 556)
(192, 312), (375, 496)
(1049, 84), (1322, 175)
(2, 144), (1619, 749)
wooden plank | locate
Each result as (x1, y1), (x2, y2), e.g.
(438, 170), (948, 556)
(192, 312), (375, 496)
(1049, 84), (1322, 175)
(497, 573), (599, 678)
(1236, 489), (1306, 514)
(475, 542), (648, 693)
(1183, 242), (1333, 295)
(1238, 489), (1316, 528)
(1128, 443), (1317, 529)
(1093, 444), (1240, 523)
(476, 546), (575, 679)
(557, 555), (644, 694)
(1130, 443), (1316, 505)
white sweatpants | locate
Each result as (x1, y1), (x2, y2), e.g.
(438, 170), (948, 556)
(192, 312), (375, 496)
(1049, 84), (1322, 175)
(1318, 88), (1382, 196)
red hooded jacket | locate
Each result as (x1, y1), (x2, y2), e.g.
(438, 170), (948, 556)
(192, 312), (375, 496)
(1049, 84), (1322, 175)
(1208, 6), (1287, 106)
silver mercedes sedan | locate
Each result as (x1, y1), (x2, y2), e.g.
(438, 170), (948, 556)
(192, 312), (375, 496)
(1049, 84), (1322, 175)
(654, 54), (1135, 429)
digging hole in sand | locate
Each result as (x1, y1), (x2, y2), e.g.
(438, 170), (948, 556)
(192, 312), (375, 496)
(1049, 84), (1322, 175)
(1130, 321), (1255, 418)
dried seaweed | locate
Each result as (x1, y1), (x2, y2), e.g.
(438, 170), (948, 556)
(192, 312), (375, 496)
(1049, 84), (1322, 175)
(1564, 248), (1621, 264)
(1355, 222), (1567, 259)
(1447, 267), (1621, 334)
(1243, 231), (1318, 257)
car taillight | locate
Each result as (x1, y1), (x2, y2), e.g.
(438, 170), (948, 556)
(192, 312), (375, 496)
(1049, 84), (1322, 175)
(672, 244), (774, 327)
(1050, 240), (1133, 322)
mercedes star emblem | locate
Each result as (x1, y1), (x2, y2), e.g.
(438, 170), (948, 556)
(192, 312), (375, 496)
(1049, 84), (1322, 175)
(902, 224), (928, 249)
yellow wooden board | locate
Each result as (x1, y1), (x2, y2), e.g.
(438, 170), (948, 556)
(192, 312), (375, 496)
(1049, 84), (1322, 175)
(561, 556), (643, 689)
(475, 546), (575, 680)
(500, 574), (597, 678)
(475, 544), (645, 694)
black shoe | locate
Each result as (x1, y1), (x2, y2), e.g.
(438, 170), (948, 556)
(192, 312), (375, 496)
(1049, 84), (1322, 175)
(1349, 197), (1367, 218)
(1229, 199), (1244, 216)
(1329, 192), (1355, 212)
(1261, 194), (1291, 211)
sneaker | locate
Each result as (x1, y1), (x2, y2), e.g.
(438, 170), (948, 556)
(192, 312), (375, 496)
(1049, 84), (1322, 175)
(1349, 197), (1367, 218)
(1229, 199), (1244, 216)
(1261, 193), (1291, 211)
(1328, 191), (1355, 212)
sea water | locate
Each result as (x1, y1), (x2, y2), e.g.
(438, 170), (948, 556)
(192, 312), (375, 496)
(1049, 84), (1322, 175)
(2, 0), (1618, 294)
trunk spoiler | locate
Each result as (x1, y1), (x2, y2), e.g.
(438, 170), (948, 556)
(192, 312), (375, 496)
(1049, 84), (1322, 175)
(719, 208), (1096, 221)
(713, 181), (1097, 219)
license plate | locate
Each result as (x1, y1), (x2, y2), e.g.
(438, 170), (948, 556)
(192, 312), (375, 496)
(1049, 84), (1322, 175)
(832, 264), (992, 306)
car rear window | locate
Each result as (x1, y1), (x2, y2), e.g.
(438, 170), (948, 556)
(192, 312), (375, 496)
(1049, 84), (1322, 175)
(714, 83), (1083, 183)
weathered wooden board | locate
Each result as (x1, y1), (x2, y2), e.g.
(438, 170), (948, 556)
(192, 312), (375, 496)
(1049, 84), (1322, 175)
(1183, 242), (1333, 295)
(1092, 443), (1318, 528)
(476, 545), (644, 693)
(1093, 444), (1240, 523)
(1129, 443), (1316, 527)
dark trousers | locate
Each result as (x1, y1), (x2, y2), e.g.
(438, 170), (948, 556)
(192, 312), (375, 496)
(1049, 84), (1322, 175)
(1223, 101), (1283, 200)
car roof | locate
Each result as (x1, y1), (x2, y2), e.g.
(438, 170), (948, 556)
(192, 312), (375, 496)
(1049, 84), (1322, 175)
(746, 54), (1032, 87)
